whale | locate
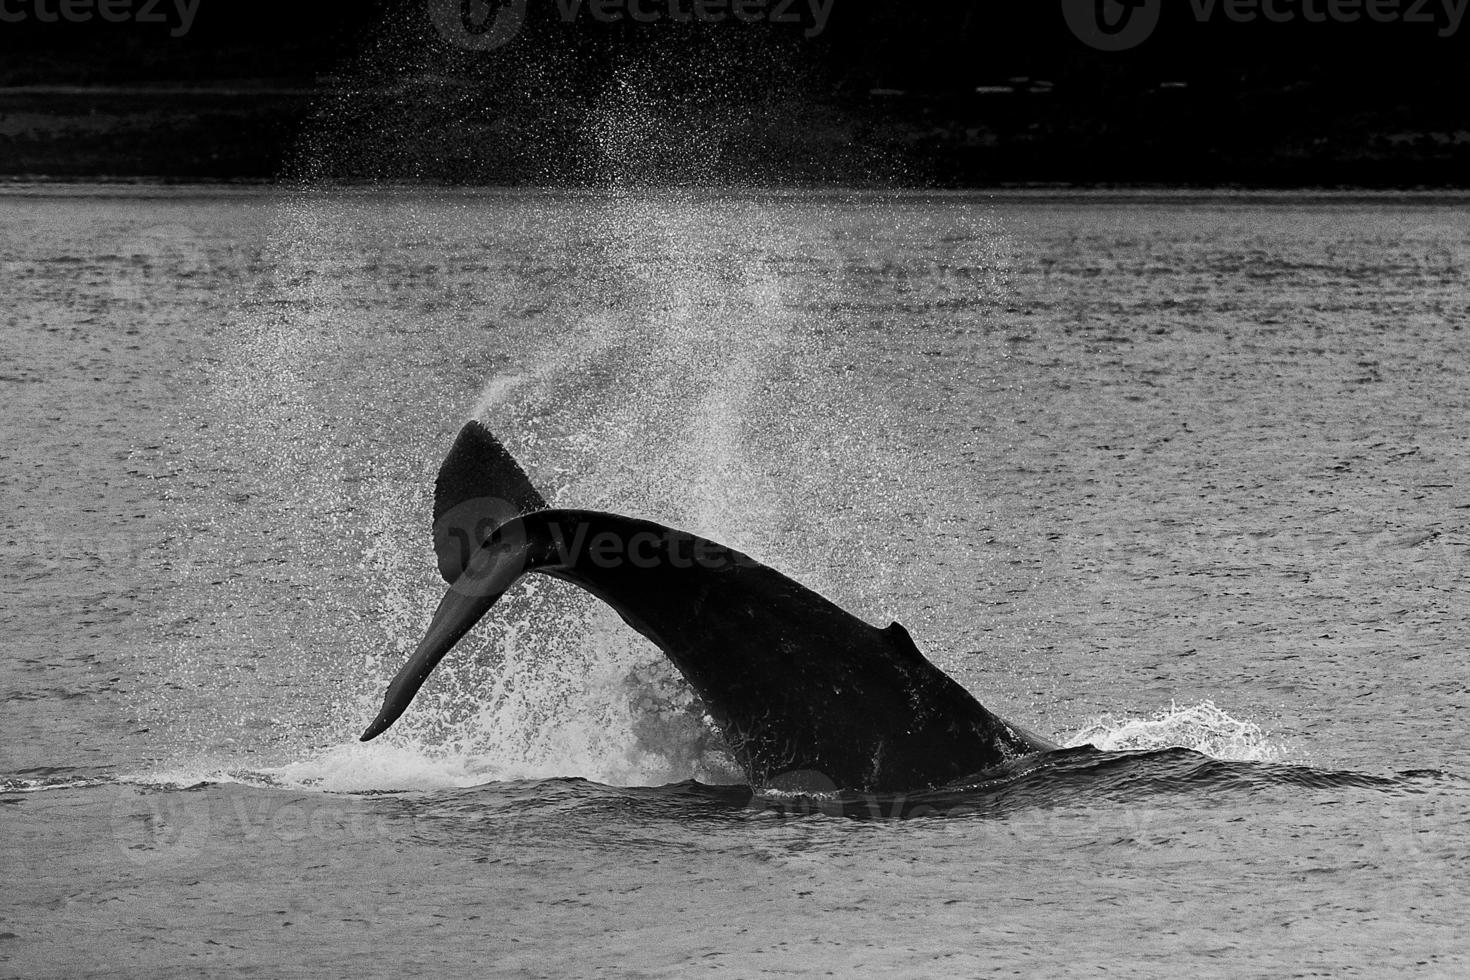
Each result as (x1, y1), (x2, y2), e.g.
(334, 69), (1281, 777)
(360, 421), (1057, 793)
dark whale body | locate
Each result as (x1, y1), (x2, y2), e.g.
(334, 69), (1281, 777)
(361, 422), (1056, 793)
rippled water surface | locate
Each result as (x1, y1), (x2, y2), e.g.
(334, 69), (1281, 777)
(3, 187), (1468, 977)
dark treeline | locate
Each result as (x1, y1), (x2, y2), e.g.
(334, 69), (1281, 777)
(0, 1), (1465, 184)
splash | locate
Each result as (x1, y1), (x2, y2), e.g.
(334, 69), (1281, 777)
(267, 742), (508, 793)
(145, 185), (1015, 787)
(143, 15), (1017, 787)
(1064, 701), (1288, 762)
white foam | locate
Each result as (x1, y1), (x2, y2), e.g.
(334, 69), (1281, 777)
(1064, 700), (1288, 762)
(100, 699), (1290, 796)
(110, 741), (552, 795)
(1, 776), (110, 794)
(263, 741), (504, 792)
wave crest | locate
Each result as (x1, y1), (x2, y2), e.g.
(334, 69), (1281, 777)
(1064, 700), (1287, 762)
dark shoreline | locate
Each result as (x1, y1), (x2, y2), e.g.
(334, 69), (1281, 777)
(4, 82), (1465, 189)
(6, 179), (1470, 205)
(3, 4), (1465, 187)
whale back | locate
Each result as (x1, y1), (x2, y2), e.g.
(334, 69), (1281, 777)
(522, 510), (1051, 790)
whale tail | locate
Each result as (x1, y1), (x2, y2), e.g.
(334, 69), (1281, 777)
(432, 421), (546, 583)
(362, 422), (1057, 785)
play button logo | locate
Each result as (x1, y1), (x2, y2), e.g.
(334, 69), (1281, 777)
(1062, 0), (1163, 51)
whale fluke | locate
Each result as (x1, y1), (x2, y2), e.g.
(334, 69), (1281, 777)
(362, 422), (1057, 792)
(432, 422), (547, 583)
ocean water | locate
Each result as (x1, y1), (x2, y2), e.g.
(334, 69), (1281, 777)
(2, 186), (1468, 977)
